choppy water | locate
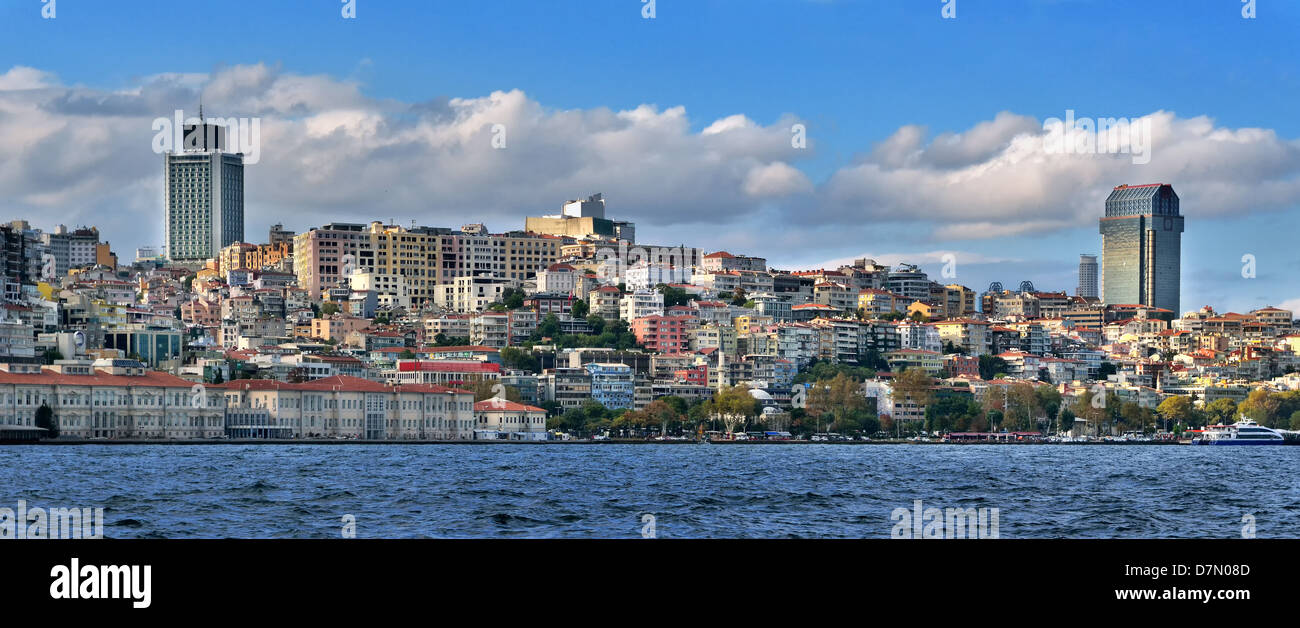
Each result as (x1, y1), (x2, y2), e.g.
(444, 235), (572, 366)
(3, 444), (1298, 538)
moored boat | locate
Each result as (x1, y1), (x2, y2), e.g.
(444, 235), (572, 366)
(1190, 418), (1285, 445)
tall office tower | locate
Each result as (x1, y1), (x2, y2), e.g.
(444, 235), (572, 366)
(1099, 183), (1183, 313)
(164, 122), (244, 262)
(1077, 254), (1098, 298)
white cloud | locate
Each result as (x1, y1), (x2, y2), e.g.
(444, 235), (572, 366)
(1, 62), (1299, 264)
(816, 110), (1300, 238)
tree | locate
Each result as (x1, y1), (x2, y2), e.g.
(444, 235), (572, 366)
(925, 395), (982, 433)
(1239, 389), (1284, 427)
(1035, 386), (1062, 428)
(1072, 389), (1107, 435)
(571, 299), (589, 319)
(500, 346), (540, 373)
(321, 302), (340, 316)
(806, 373), (871, 434)
(35, 403), (58, 439)
(1001, 382), (1041, 431)
(586, 315), (606, 336)
(471, 381), (522, 404)
(656, 284), (692, 308)
(536, 313), (561, 339)
(978, 355), (1009, 380)
(1057, 407), (1076, 433)
(1097, 362), (1118, 380)
(1203, 398), (1239, 425)
(398, 349), (416, 360)
(502, 288), (525, 310)
(44, 348), (64, 365)
(890, 368), (934, 432)
(703, 386), (761, 436)
(1156, 396), (1193, 430)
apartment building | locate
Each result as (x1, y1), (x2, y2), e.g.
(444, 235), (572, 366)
(586, 362), (635, 410)
(295, 221), (560, 306)
(630, 315), (693, 353)
(933, 319), (991, 356)
(620, 290), (664, 321)
(540, 367), (592, 412)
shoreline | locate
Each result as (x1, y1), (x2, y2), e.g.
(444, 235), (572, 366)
(1, 438), (1197, 446)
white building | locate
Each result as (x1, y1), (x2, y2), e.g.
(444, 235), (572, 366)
(221, 375), (476, 440)
(619, 290), (664, 321)
(0, 360), (225, 440)
(535, 263), (578, 296)
(436, 274), (516, 313)
(897, 322), (941, 353)
(473, 399), (548, 440)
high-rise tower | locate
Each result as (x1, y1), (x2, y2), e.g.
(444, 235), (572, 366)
(164, 121), (244, 262)
(1099, 184), (1182, 313)
(1077, 254), (1098, 298)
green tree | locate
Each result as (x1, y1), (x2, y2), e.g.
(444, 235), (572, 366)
(925, 395), (982, 433)
(1239, 389), (1284, 427)
(536, 313), (561, 339)
(500, 346), (541, 373)
(471, 381), (522, 404)
(702, 386), (761, 435)
(1035, 385), (1062, 427)
(1057, 406), (1076, 433)
(978, 355), (1009, 380)
(321, 302), (340, 316)
(398, 349), (416, 360)
(656, 284), (692, 308)
(35, 403), (58, 438)
(1157, 396), (1193, 430)
(571, 299), (589, 319)
(1203, 398), (1239, 425)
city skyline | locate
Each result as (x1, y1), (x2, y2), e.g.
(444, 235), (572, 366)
(2, 1), (1298, 314)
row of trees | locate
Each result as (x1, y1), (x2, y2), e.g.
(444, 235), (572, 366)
(1156, 390), (1300, 431)
(529, 314), (641, 351)
(544, 387), (768, 438)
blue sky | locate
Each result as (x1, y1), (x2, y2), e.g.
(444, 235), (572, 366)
(1, 0), (1298, 313)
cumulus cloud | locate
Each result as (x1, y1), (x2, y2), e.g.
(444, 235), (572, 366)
(1, 62), (1299, 262)
(816, 110), (1300, 239)
(0, 63), (811, 253)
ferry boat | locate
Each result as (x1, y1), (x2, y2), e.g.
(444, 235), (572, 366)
(1190, 419), (1285, 445)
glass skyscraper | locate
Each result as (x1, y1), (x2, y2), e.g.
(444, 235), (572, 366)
(1099, 183), (1183, 313)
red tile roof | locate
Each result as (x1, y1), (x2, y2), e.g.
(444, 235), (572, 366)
(0, 368), (198, 388)
(474, 399), (546, 413)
